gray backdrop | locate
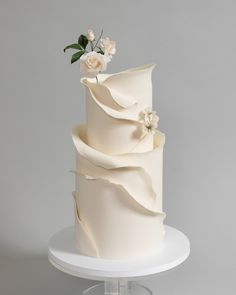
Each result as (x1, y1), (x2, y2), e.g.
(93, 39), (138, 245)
(0, 0), (235, 294)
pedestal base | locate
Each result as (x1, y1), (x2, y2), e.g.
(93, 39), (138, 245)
(83, 281), (152, 295)
(48, 225), (190, 295)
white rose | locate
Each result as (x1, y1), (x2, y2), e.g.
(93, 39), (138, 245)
(100, 37), (116, 56)
(86, 29), (95, 41)
(80, 51), (107, 78)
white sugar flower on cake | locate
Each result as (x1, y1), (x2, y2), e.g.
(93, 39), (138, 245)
(80, 51), (108, 78)
(64, 29), (116, 81)
(139, 108), (159, 135)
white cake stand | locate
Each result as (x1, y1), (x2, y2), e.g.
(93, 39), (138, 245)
(48, 225), (190, 295)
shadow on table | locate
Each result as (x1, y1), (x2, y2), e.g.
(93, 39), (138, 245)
(0, 246), (96, 295)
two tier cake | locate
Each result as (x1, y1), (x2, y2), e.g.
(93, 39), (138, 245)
(65, 30), (165, 260)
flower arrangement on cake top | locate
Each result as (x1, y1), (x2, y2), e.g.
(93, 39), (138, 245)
(64, 30), (158, 136)
(64, 29), (116, 81)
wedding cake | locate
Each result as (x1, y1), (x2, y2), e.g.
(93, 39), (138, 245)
(64, 30), (165, 260)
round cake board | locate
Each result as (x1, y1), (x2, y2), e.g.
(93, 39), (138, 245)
(48, 225), (190, 294)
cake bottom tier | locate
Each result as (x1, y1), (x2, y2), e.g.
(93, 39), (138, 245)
(73, 175), (165, 260)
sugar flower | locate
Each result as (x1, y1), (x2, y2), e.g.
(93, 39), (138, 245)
(139, 108), (159, 135)
(80, 51), (108, 78)
(100, 37), (116, 56)
(64, 29), (116, 80)
(86, 29), (95, 41)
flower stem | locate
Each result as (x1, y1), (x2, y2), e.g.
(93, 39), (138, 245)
(90, 40), (94, 51)
(96, 76), (99, 84)
(94, 29), (103, 49)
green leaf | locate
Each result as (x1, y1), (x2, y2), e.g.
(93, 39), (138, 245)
(64, 43), (82, 52)
(71, 50), (85, 64)
(78, 34), (88, 49)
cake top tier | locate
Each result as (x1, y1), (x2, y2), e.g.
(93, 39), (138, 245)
(82, 64), (159, 155)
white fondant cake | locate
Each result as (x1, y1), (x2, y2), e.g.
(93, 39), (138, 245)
(72, 64), (165, 260)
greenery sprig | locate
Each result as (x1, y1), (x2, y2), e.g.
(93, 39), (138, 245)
(64, 29), (116, 79)
(64, 30), (105, 64)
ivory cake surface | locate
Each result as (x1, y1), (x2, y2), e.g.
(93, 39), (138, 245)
(73, 64), (166, 260)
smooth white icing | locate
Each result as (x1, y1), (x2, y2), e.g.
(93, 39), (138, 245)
(75, 175), (165, 259)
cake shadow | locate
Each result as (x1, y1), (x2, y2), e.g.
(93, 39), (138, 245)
(0, 246), (96, 295)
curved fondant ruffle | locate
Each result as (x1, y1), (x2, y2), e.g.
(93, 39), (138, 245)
(72, 191), (100, 257)
(81, 64), (155, 122)
(72, 124), (165, 215)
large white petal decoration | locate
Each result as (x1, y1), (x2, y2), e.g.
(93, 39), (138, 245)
(103, 64), (155, 108)
(81, 64), (155, 121)
(72, 124), (165, 215)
